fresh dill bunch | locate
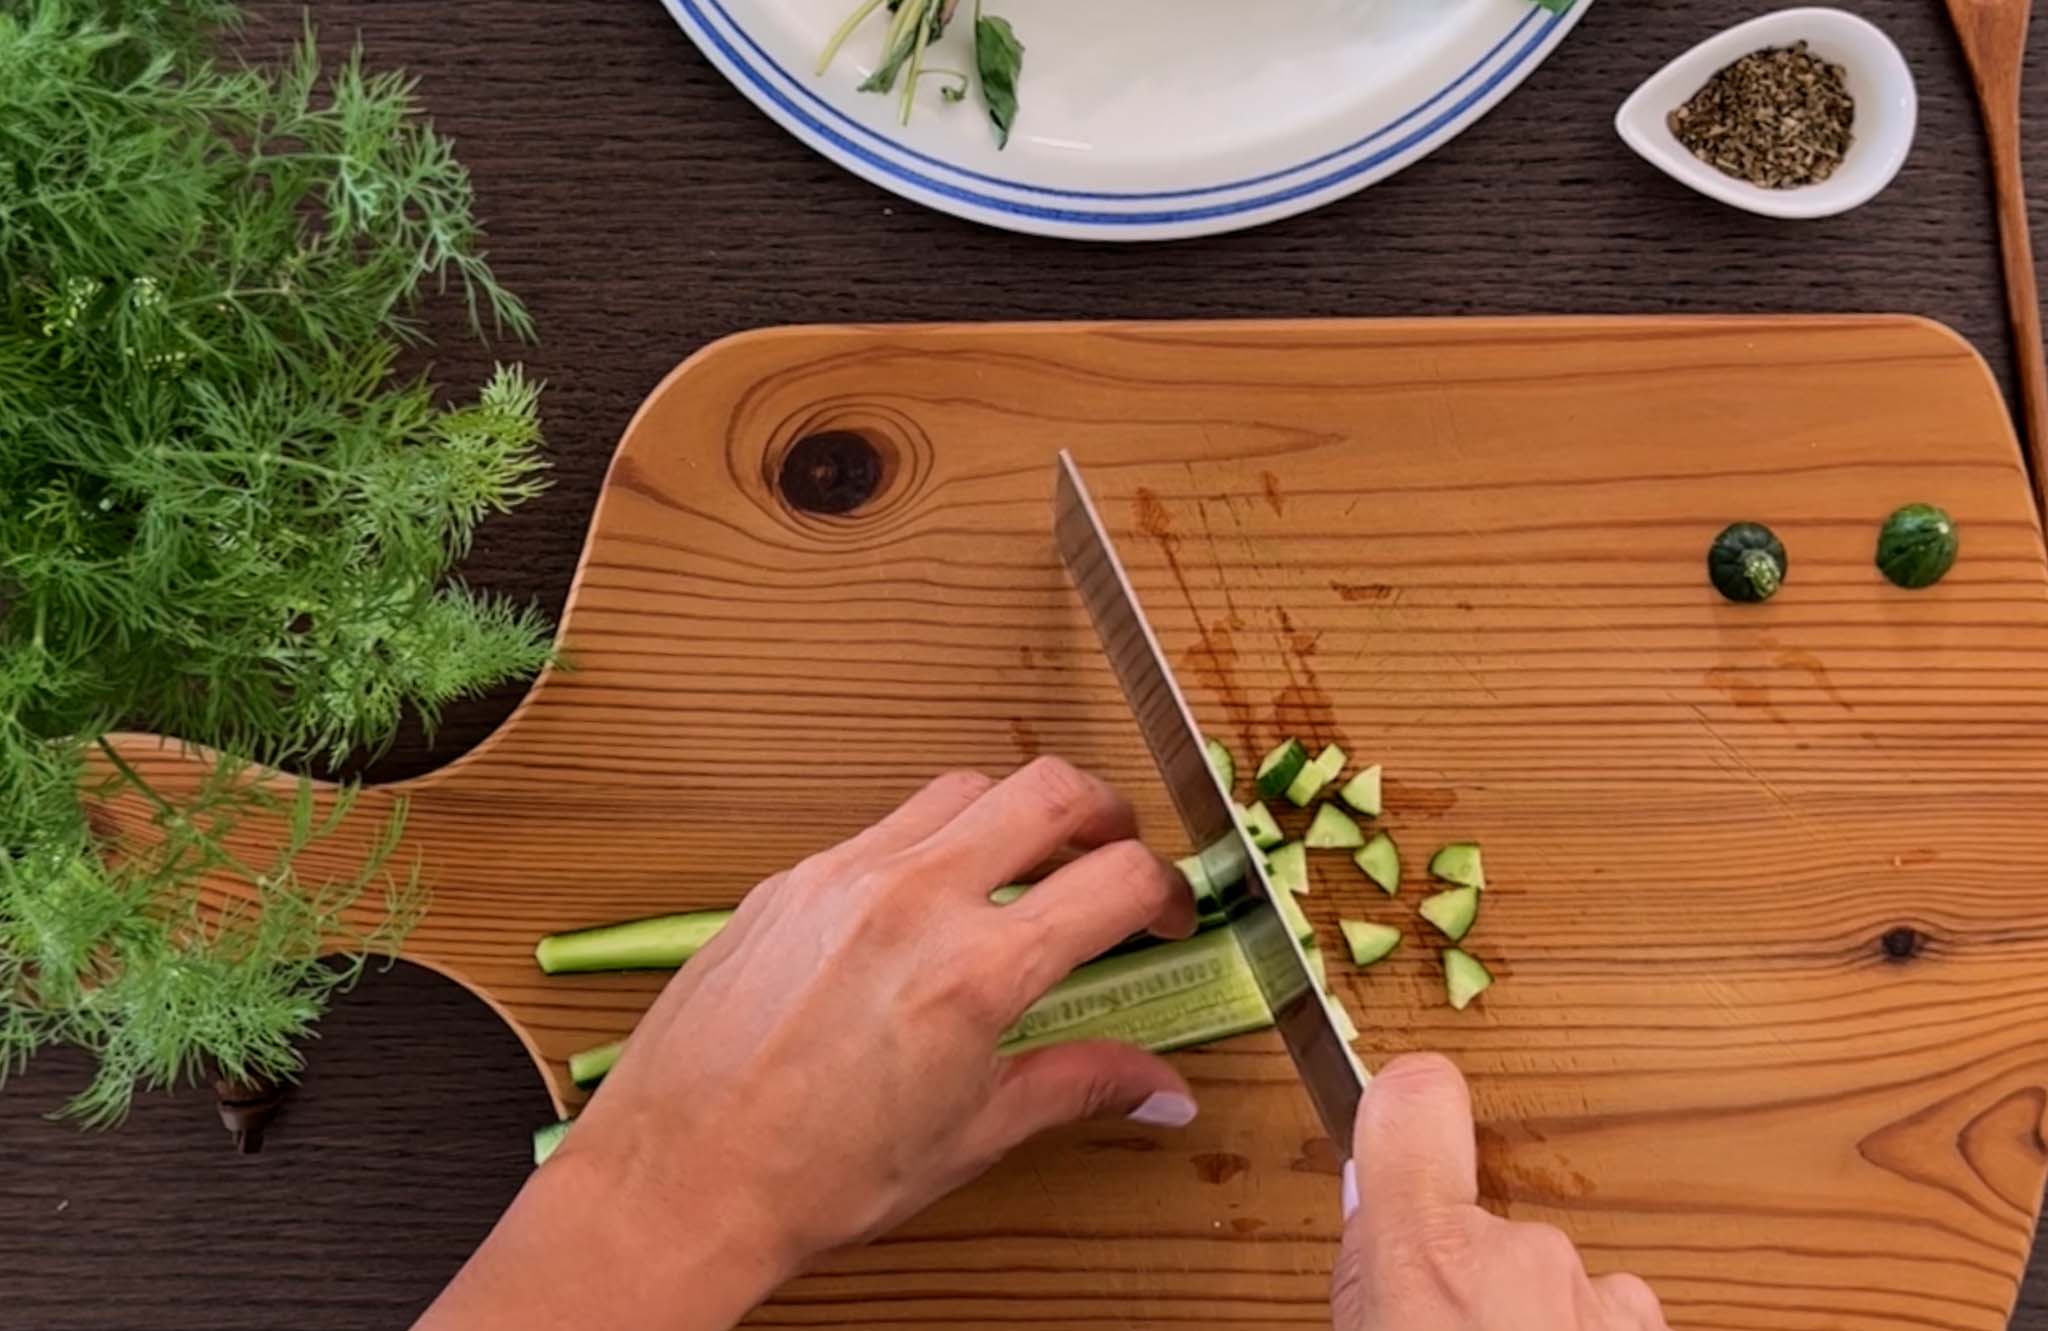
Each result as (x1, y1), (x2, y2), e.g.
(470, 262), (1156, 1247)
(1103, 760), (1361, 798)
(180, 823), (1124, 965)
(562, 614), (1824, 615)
(0, 0), (552, 1124)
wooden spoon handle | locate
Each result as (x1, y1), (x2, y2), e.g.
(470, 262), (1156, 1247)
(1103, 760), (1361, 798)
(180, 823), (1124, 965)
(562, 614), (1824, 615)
(1980, 108), (2048, 526)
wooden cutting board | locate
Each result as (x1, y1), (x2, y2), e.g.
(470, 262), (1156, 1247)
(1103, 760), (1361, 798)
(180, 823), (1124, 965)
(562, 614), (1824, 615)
(106, 316), (2048, 1331)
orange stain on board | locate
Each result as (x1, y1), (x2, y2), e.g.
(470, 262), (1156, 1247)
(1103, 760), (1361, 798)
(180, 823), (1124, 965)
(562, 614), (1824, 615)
(1331, 581), (1397, 602)
(1383, 778), (1458, 817)
(1775, 648), (1855, 712)
(1192, 1152), (1251, 1185)
(1291, 1137), (1343, 1178)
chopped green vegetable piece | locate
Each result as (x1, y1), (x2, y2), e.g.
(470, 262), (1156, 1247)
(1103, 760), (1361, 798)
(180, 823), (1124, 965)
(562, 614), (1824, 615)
(1205, 738), (1237, 793)
(1272, 877), (1315, 946)
(1418, 887), (1480, 943)
(1708, 522), (1787, 603)
(1266, 841), (1310, 896)
(988, 883), (1031, 906)
(535, 909), (735, 974)
(568, 1040), (623, 1089)
(1338, 764), (1382, 817)
(1325, 992), (1359, 1042)
(1237, 801), (1284, 849)
(1001, 928), (1272, 1055)
(1285, 743), (1347, 806)
(1353, 832), (1401, 895)
(1876, 503), (1958, 589)
(1175, 854), (1216, 905)
(1255, 737), (1309, 799)
(1305, 943), (1329, 994)
(1428, 842), (1485, 890)
(1339, 918), (1401, 967)
(533, 1120), (572, 1167)
(1304, 803), (1366, 850)
(1443, 949), (1494, 1010)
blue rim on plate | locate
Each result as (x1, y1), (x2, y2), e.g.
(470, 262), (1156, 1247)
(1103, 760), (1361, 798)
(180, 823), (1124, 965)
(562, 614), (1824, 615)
(660, 0), (1590, 239)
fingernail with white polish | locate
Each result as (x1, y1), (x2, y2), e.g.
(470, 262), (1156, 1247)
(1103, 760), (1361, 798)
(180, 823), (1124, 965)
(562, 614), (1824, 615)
(1340, 1160), (1359, 1221)
(1126, 1091), (1199, 1127)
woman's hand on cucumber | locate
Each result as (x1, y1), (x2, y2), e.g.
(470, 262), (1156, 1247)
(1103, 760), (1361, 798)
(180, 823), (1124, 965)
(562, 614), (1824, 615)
(1335, 1054), (1669, 1331)
(417, 758), (1200, 1331)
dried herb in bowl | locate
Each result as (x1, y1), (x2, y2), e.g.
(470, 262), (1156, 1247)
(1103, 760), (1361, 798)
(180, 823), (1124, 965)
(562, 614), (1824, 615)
(1668, 41), (1854, 189)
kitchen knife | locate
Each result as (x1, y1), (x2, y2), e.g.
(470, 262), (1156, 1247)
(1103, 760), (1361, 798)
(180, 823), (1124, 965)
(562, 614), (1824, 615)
(1052, 450), (1365, 1152)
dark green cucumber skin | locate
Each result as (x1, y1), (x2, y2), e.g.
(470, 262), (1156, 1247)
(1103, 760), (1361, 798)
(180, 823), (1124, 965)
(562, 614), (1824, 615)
(1876, 504), (1957, 589)
(1708, 522), (1787, 603)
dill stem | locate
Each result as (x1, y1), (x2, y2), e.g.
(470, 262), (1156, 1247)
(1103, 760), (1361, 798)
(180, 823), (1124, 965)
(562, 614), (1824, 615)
(817, 0), (887, 75)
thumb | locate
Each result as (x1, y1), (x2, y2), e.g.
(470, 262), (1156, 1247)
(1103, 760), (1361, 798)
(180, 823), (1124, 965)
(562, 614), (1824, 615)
(981, 1040), (1197, 1150)
(1351, 1052), (1478, 1226)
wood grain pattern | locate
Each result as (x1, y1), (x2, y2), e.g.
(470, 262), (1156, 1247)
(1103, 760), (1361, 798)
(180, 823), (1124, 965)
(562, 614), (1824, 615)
(1948, 0), (2048, 524)
(96, 316), (2048, 1331)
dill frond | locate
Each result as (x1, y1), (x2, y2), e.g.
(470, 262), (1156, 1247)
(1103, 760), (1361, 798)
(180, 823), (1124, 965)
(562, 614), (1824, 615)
(0, 0), (551, 1123)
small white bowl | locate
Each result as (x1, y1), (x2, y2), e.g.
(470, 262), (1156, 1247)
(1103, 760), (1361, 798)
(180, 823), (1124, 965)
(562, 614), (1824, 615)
(1615, 8), (1916, 220)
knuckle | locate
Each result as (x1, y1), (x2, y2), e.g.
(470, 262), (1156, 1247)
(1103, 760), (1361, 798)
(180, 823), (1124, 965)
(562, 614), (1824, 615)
(1018, 755), (1094, 820)
(1371, 1212), (1480, 1315)
(1509, 1221), (1584, 1273)
(927, 768), (996, 807)
(1092, 838), (1164, 890)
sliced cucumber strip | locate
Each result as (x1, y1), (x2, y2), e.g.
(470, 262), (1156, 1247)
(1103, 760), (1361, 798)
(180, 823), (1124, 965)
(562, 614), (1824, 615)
(1255, 738), (1309, 799)
(988, 883), (1031, 906)
(568, 1039), (623, 1089)
(1418, 886), (1479, 942)
(1325, 992), (1360, 1042)
(1338, 764), (1382, 817)
(1205, 738), (1237, 793)
(1000, 928), (1273, 1055)
(1353, 832), (1400, 895)
(534, 908), (735, 974)
(1266, 840), (1310, 896)
(1272, 878), (1315, 947)
(1305, 942), (1329, 994)
(1304, 803), (1365, 850)
(1444, 948), (1494, 1011)
(532, 1119), (572, 1167)
(1339, 918), (1401, 967)
(1428, 841), (1485, 890)
(1236, 801), (1284, 849)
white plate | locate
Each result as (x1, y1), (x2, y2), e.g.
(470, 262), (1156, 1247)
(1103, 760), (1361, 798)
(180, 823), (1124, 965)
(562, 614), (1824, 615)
(659, 0), (1594, 241)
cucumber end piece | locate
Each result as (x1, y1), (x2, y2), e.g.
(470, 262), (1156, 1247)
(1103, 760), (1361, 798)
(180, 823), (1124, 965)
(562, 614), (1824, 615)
(1443, 948), (1494, 1010)
(1254, 738), (1309, 799)
(1338, 918), (1400, 967)
(532, 1120), (572, 1167)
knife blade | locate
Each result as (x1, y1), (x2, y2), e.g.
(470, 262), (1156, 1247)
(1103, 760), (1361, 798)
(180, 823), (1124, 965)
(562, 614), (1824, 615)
(1052, 450), (1365, 1152)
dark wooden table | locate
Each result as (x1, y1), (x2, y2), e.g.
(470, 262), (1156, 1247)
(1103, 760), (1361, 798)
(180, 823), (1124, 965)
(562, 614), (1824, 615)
(6, 2), (2048, 1326)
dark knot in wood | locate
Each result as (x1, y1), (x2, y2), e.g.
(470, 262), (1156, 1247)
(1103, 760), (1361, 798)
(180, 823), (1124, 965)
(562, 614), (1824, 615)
(778, 431), (884, 515)
(1880, 926), (1922, 961)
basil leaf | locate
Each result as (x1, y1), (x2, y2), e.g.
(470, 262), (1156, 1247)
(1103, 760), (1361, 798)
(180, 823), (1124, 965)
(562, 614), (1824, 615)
(975, 14), (1024, 148)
